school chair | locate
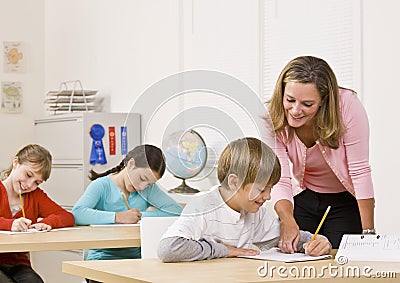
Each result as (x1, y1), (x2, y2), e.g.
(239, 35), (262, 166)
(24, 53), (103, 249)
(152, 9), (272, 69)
(140, 216), (179, 259)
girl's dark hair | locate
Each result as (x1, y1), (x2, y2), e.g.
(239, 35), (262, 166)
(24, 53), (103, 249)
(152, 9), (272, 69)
(88, 144), (166, 181)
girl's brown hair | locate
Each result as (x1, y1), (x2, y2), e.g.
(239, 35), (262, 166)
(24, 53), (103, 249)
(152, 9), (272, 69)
(1, 144), (52, 181)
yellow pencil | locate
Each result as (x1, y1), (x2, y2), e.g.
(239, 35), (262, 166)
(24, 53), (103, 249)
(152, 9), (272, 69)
(311, 205), (331, 241)
(19, 189), (26, 218)
(121, 192), (131, 210)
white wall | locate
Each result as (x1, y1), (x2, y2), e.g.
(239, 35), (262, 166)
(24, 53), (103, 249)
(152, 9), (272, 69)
(0, 0), (45, 169)
(363, 0), (400, 234)
(44, 0), (180, 112)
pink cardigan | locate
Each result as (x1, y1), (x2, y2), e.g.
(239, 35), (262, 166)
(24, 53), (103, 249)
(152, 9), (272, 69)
(270, 88), (374, 204)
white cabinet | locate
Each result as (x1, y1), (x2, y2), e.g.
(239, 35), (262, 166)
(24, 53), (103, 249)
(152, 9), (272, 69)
(34, 112), (141, 209)
(31, 250), (85, 283)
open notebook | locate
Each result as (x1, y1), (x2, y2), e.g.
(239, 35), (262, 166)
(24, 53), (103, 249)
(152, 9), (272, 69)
(240, 247), (332, 263)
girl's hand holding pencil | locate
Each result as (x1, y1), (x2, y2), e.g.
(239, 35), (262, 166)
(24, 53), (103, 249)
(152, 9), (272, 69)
(115, 208), (142, 224)
(11, 218), (32, 232)
(11, 190), (32, 232)
(116, 191), (142, 224)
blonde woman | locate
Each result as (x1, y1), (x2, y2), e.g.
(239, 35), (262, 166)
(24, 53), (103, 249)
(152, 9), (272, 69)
(267, 56), (375, 251)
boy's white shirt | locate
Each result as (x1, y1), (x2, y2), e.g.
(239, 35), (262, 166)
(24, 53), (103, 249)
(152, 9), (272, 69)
(161, 185), (281, 249)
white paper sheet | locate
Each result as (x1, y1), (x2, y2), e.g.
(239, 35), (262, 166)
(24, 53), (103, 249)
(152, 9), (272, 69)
(0, 227), (78, 235)
(240, 247), (332, 262)
(89, 223), (140, 227)
(335, 234), (400, 262)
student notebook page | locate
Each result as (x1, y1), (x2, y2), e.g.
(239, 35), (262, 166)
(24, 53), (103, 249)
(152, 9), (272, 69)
(240, 247), (332, 262)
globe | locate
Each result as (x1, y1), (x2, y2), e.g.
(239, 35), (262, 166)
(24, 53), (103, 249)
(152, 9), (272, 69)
(162, 130), (207, 194)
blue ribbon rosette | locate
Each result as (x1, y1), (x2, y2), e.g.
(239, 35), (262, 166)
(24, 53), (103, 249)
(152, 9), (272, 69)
(89, 124), (107, 165)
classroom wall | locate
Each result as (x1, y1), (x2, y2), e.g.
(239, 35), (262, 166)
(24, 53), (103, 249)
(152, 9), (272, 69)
(362, 0), (400, 234)
(0, 0), (45, 170)
(44, 0), (180, 112)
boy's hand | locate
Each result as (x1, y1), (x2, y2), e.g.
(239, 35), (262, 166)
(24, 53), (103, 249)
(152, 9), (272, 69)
(30, 222), (52, 231)
(226, 245), (260, 257)
(11, 218), (32, 232)
(115, 208), (142, 224)
(303, 236), (331, 256)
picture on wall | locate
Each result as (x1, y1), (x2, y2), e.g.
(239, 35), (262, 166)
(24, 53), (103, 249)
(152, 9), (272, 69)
(3, 41), (25, 73)
(1, 81), (23, 113)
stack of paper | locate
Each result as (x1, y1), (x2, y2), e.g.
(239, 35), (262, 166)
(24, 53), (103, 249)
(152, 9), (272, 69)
(45, 90), (103, 114)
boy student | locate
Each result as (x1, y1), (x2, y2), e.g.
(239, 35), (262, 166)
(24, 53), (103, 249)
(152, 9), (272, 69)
(158, 137), (331, 262)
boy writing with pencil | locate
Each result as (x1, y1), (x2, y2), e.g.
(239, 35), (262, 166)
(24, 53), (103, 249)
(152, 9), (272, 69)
(158, 138), (331, 262)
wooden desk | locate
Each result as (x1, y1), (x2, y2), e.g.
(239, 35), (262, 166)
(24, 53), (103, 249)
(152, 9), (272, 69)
(0, 226), (140, 252)
(63, 257), (400, 283)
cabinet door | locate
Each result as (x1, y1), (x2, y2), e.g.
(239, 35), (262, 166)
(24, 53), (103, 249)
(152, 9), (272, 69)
(41, 165), (84, 209)
(35, 118), (84, 162)
(31, 250), (84, 283)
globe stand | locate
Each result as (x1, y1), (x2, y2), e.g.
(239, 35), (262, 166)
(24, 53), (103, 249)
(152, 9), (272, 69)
(169, 178), (200, 194)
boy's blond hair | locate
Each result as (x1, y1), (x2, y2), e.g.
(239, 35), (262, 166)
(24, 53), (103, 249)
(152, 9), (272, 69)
(217, 137), (281, 189)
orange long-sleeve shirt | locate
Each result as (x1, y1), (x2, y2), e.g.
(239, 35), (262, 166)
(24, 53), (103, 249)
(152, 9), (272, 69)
(0, 181), (75, 266)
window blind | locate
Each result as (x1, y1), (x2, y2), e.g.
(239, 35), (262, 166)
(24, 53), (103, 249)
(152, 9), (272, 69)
(262, 0), (362, 101)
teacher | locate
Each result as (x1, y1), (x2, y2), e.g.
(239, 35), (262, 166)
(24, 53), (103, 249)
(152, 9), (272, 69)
(267, 56), (375, 251)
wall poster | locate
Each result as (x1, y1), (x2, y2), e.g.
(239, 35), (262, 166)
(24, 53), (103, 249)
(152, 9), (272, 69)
(3, 41), (25, 73)
(1, 81), (23, 113)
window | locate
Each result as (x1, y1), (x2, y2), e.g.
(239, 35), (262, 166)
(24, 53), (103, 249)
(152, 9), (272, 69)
(262, 0), (362, 101)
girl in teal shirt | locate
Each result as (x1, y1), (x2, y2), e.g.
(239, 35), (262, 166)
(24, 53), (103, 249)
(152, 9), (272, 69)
(72, 144), (182, 261)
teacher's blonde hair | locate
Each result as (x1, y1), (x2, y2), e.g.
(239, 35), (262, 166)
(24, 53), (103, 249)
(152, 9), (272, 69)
(268, 56), (347, 149)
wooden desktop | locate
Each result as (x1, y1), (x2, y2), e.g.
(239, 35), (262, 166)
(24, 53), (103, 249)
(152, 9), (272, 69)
(0, 225), (140, 252)
(62, 256), (400, 283)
